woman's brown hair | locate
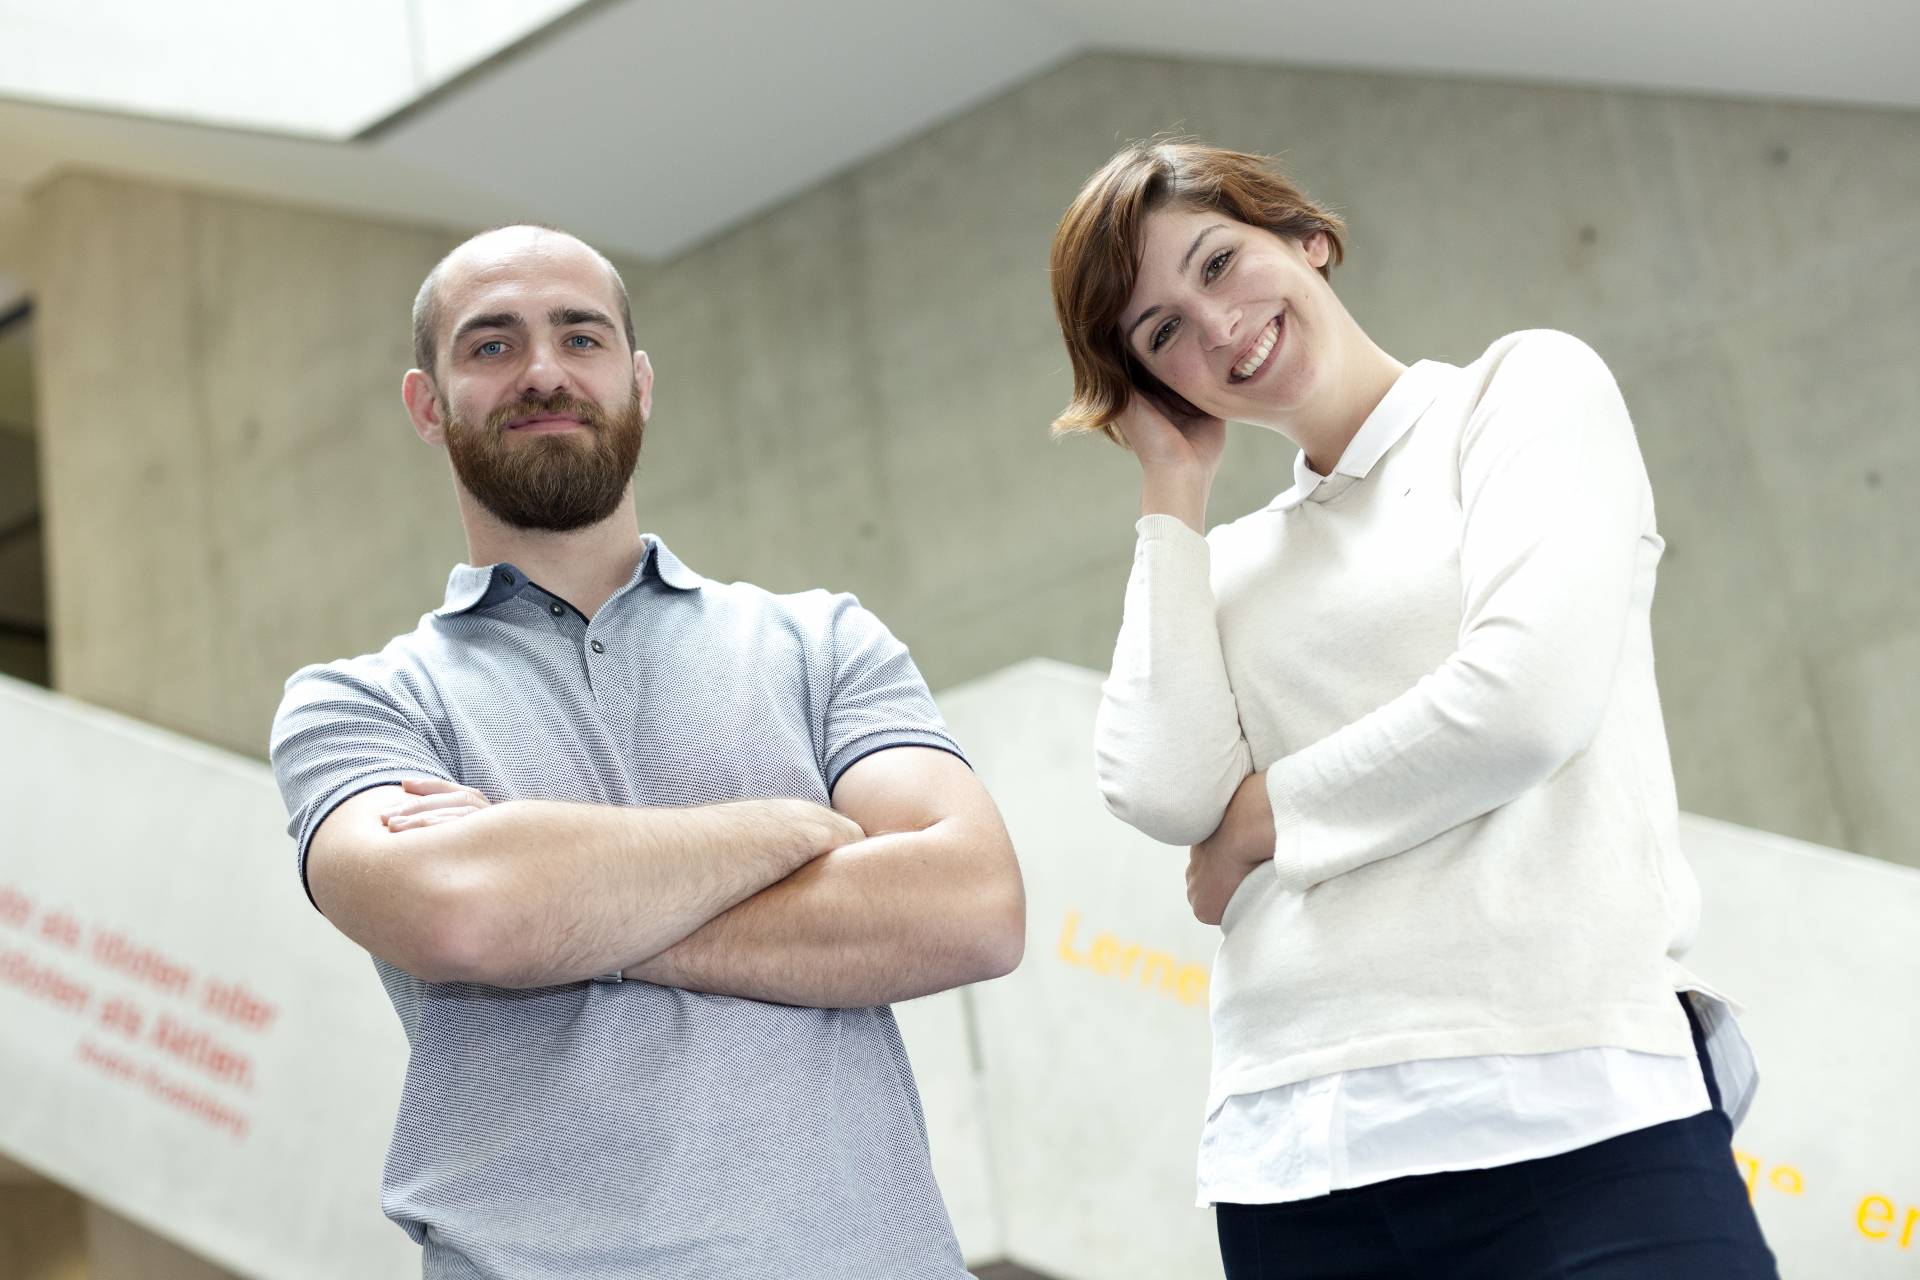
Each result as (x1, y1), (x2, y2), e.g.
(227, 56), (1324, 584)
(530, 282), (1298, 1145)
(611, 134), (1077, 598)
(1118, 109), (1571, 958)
(1049, 141), (1346, 444)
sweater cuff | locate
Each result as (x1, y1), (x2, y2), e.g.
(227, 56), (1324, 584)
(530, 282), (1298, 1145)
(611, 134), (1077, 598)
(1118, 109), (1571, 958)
(1135, 512), (1208, 547)
(1266, 770), (1312, 893)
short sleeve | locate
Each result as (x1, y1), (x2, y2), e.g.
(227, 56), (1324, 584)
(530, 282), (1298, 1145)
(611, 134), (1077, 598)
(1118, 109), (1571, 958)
(269, 661), (457, 908)
(817, 595), (967, 789)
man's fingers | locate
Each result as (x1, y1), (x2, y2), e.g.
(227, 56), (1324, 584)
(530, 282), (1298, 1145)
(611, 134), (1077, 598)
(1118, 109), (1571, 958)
(385, 806), (481, 831)
(384, 788), (490, 821)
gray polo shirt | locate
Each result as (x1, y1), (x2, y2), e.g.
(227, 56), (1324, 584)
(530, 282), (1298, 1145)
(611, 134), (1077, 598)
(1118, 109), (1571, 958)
(270, 536), (970, 1279)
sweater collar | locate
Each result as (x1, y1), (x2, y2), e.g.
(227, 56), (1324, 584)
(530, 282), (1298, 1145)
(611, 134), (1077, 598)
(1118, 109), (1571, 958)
(1269, 360), (1451, 511)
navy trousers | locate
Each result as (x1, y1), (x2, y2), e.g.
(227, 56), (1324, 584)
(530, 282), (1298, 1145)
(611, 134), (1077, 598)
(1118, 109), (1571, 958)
(1215, 1000), (1778, 1279)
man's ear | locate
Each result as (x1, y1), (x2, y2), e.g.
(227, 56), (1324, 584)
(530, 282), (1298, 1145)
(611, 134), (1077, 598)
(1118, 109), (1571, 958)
(402, 369), (446, 444)
(633, 350), (655, 422)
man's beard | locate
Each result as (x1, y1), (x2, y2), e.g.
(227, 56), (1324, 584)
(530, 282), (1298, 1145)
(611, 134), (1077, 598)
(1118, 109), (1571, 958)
(444, 387), (645, 533)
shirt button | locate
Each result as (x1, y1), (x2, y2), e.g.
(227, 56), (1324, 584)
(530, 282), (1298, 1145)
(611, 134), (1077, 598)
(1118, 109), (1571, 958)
(501, 570), (516, 585)
(549, 602), (565, 617)
(590, 639), (605, 654)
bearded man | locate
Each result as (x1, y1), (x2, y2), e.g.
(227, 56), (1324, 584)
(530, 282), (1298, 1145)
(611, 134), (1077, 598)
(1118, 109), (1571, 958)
(268, 225), (1024, 1279)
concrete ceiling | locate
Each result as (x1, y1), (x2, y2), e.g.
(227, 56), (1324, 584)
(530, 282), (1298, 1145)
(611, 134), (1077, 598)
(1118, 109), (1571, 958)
(0, 0), (1915, 302)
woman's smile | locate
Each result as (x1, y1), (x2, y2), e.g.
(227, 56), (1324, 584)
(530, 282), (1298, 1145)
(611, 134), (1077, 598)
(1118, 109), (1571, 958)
(1230, 312), (1285, 384)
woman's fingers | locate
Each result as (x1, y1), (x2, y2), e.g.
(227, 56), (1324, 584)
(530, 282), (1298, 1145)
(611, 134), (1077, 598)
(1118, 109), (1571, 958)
(1117, 394), (1226, 479)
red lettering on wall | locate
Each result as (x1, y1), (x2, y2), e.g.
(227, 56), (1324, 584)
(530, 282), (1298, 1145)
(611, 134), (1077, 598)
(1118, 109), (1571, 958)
(200, 978), (278, 1033)
(149, 1014), (256, 1092)
(89, 928), (194, 997)
(0, 884), (31, 929)
(75, 1039), (250, 1141)
(0, 945), (92, 1013)
(97, 995), (146, 1040)
(38, 910), (82, 951)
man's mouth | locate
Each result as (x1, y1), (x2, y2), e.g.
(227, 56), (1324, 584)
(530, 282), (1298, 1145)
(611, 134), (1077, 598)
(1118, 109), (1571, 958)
(507, 414), (587, 434)
(1230, 313), (1284, 383)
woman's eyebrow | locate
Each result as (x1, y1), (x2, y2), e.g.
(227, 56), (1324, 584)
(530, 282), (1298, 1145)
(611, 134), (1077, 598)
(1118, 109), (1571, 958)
(1181, 223), (1228, 273)
(1123, 223), (1231, 344)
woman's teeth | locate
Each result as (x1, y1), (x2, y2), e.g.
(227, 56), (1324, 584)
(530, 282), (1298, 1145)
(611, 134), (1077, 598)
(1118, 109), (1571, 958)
(1233, 316), (1281, 380)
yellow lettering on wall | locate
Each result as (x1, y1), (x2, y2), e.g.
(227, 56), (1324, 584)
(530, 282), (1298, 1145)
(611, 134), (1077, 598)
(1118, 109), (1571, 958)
(1057, 911), (1089, 966)
(1176, 966), (1208, 1006)
(1055, 908), (1208, 1008)
(1732, 1149), (1760, 1201)
(1858, 1196), (1894, 1241)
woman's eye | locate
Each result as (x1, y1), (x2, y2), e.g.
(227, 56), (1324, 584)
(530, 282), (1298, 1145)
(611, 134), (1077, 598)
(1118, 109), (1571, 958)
(1150, 317), (1178, 353)
(1204, 249), (1233, 283)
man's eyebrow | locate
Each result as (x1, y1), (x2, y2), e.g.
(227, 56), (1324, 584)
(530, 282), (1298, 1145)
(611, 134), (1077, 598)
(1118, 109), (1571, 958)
(1123, 224), (1231, 347)
(550, 306), (616, 330)
(452, 311), (525, 345)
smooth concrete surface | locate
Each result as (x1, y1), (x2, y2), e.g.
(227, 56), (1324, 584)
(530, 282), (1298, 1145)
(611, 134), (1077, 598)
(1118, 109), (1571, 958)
(25, 54), (1920, 871)
(86, 1204), (239, 1280)
(0, 1179), (84, 1280)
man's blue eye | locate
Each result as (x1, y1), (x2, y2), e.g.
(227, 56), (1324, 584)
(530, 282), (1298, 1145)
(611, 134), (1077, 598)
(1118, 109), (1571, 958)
(567, 334), (596, 348)
(477, 340), (505, 357)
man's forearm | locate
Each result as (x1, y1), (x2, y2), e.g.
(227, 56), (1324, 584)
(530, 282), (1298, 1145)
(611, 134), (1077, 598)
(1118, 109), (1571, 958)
(624, 818), (1024, 1007)
(386, 795), (852, 988)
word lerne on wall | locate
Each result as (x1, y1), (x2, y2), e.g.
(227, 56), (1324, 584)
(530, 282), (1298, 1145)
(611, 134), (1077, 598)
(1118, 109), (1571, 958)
(1056, 909), (1209, 1006)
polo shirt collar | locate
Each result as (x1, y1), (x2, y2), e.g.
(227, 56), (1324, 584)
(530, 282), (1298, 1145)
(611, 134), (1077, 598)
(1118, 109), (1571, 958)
(1269, 360), (1452, 511)
(435, 533), (702, 617)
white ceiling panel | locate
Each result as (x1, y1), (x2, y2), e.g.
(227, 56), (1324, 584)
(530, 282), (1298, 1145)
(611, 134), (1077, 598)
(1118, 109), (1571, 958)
(368, 0), (1079, 258)
(0, 0), (1912, 277)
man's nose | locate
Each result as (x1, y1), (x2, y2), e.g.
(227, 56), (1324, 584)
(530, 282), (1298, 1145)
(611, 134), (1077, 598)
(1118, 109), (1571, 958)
(520, 339), (574, 396)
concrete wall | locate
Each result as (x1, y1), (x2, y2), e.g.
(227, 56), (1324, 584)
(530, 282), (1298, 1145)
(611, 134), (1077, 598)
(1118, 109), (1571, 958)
(28, 54), (1920, 867)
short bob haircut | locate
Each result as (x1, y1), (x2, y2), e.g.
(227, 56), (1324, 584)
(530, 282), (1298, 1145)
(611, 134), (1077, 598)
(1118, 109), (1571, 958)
(1049, 141), (1346, 444)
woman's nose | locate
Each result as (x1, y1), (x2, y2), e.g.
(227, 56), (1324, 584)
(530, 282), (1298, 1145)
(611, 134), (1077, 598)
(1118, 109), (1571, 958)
(1198, 300), (1244, 351)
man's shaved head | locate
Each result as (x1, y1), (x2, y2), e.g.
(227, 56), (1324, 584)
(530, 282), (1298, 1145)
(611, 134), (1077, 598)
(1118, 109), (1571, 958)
(411, 224), (636, 382)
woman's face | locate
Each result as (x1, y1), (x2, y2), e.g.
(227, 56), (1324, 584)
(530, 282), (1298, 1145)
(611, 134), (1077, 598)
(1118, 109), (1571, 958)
(1119, 205), (1335, 428)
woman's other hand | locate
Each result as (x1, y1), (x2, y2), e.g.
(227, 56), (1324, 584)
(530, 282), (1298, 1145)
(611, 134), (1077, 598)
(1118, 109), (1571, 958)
(1186, 771), (1275, 925)
(1117, 392), (1226, 535)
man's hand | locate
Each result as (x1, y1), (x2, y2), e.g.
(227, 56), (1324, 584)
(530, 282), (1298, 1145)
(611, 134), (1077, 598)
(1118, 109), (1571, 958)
(381, 780), (865, 853)
(382, 778), (493, 831)
(624, 748), (1024, 1007)
(1187, 770), (1276, 925)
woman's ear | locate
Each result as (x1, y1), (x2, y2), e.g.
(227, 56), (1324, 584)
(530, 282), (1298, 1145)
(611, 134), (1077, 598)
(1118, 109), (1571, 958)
(1302, 230), (1331, 271)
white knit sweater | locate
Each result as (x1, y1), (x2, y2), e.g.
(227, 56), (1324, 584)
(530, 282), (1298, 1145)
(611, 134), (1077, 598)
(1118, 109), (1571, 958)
(1097, 331), (1711, 1112)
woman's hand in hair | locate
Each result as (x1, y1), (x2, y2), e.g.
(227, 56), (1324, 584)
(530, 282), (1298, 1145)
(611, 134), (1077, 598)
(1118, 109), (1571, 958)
(1186, 771), (1274, 926)
(1118, 392), (1225, 535)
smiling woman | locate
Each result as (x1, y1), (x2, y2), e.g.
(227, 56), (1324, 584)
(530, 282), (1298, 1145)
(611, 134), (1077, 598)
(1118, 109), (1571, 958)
(1047, 141), (1779, 1280)
(1051, 144), (1345, 444)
